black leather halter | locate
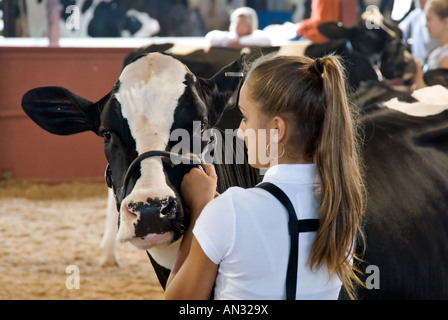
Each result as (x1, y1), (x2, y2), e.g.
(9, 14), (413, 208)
(105, 150), (204, 211)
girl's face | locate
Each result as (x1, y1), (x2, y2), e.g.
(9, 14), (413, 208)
(237, 81), (279, 168)
(426, 8), (448, 40)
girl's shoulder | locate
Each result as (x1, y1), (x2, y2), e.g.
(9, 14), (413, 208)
(220, 185), (268, 200)
(210, 185), (272, 212)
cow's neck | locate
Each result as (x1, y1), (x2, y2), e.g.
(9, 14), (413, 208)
(147, 238), (181, 270)
(345, 40), (384, 82)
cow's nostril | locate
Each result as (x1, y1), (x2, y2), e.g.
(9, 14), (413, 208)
(122, 202), (138, 222)
(160, 197), (177, 216)
(126, 201), (141, 216)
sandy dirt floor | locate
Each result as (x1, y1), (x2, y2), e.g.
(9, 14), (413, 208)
(0, 180), (165, 300)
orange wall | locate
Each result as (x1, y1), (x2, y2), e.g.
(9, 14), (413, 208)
(0, 46), (133, 180)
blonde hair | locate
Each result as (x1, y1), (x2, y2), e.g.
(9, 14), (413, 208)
(426, 0), (448, 19)
(245, 54), (365, 299)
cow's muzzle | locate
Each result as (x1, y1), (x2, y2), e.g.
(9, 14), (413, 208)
(126, 197), (178, 235)
(107, 150), (204, 248)
(120, 195), (179, 248)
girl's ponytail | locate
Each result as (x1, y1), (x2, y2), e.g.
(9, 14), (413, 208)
(310, 56), (365, 300)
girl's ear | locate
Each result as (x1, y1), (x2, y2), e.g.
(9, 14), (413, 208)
(272, 116), (288, 143)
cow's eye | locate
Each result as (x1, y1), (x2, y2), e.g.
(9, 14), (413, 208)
(102, 131), (112, 143)
(201, 121), (207, 132)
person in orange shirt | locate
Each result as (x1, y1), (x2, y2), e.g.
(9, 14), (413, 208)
(296, 0), (341, 43)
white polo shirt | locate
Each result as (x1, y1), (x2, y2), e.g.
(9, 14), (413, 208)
(193, 164), (342, 300)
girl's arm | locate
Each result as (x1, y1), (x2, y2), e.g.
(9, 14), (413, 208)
(164, 233), (218, 300)
(413, 59), (427, 89)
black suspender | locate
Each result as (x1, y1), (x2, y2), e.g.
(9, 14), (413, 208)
(256, 182), (320, 300)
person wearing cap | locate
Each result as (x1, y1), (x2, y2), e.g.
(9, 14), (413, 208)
(205, 7), (272, 47)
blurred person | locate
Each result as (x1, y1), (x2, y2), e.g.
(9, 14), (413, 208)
(295, 0), (341, 43)
(414, 0), (448, 88)
(205, 7), (271, 47)
(399, 0), (438, 62)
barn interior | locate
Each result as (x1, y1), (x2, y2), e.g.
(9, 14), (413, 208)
(0, 0), (416, 181)
(2, 0), (445, 302)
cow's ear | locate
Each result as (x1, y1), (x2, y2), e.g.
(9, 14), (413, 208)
(201, 55), (245, 127)
(22, 86), (103, 136)
(317, 21), (349, 40)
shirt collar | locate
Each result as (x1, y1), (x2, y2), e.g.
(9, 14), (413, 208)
(261, 164), (317, 185)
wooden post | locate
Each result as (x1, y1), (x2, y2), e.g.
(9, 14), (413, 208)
(47, 0), (60, 47)
(2, 0), (16, 37)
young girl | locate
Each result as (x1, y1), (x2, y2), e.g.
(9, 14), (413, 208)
(164, 54), (365, 300)
(414, 0), (448, 88)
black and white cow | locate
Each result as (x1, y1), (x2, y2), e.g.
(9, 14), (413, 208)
(22, 53), (448, 298)
(354, 70), (448, 112)
(17, 0), (208, 38)
(20, 0), (161, 38)
(304, 10), (416, 90)
(22, 52), (260, 285)
(354, 80), (417, 112)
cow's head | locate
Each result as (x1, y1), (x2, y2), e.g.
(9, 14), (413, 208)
(22, 52), (244, 250)
(316, 9), (416, 82)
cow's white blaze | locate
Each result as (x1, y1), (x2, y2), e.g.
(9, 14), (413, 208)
(385, 85), (448, 117)
(114, 53), (188, 243)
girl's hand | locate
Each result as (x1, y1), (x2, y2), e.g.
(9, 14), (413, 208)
(181, 164), (218, 220)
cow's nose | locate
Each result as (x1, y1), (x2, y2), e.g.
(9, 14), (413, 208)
(122, 197), (178, 238)
(123, 197), (177, 221)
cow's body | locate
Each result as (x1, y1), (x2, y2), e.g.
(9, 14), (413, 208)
(352, 87), (448, 299)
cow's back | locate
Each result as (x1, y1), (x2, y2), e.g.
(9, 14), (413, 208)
(353, 108), (448, 299)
